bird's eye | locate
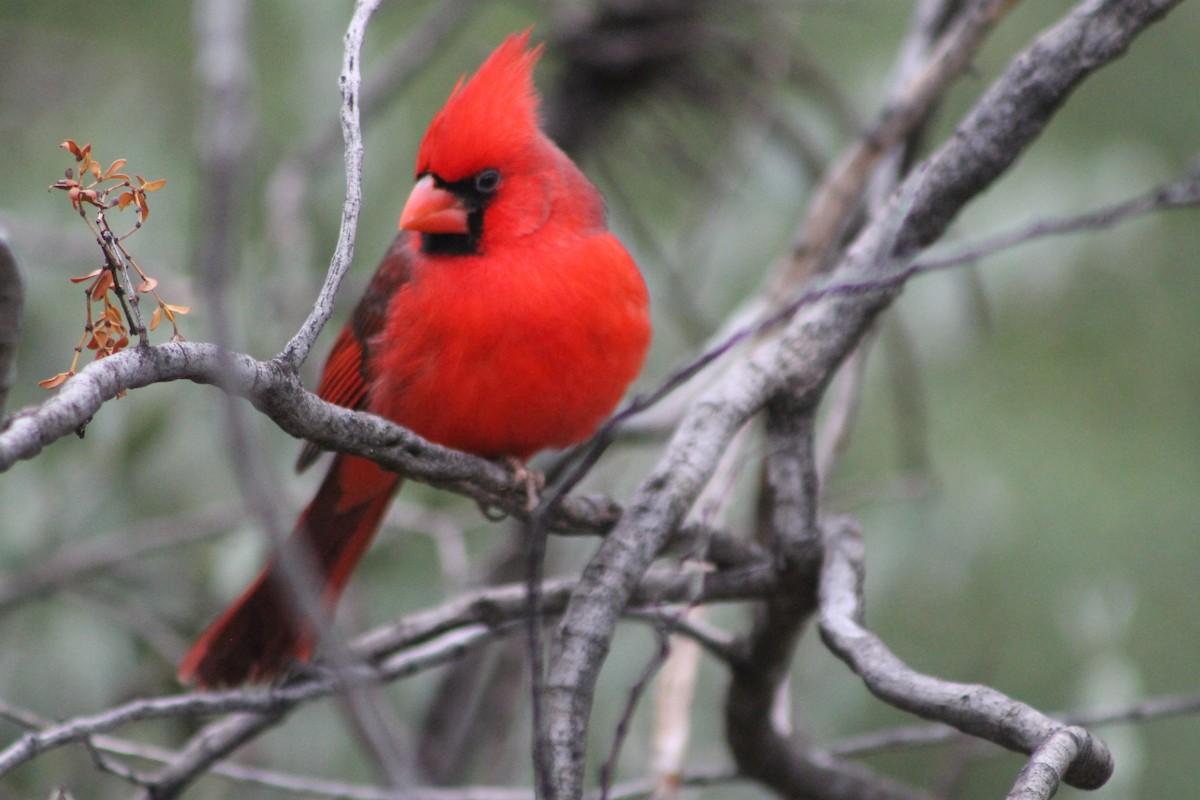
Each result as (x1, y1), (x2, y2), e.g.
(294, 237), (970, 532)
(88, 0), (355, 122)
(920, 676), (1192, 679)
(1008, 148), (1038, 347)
(474, 169), (501, 194)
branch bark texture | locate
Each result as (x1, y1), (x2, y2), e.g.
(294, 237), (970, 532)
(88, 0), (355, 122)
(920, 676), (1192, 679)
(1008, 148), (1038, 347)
(541, 1), (1178, 797)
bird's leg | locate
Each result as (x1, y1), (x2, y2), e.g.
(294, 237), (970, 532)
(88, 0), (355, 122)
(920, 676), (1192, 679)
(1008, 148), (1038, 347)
(506, 456), (544, 511)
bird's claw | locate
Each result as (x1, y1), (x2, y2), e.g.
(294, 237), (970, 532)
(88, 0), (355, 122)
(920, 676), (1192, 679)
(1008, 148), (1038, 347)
(506, 456), (545, 511)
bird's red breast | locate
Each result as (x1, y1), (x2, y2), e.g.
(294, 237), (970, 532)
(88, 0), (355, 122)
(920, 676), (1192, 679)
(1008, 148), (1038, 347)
(372, 30), (651, 459)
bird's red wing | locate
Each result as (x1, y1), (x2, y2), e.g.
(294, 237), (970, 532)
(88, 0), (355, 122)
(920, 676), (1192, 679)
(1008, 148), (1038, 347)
(296, 235), (414, 472)
(311, 328), (370, 413)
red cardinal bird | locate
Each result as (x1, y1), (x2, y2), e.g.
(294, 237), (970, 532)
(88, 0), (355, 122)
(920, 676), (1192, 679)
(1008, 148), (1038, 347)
(178, 31), (651, 687)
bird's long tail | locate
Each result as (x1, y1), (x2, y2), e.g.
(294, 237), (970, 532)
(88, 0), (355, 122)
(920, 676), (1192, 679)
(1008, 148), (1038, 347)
(178, 454), (401, 688)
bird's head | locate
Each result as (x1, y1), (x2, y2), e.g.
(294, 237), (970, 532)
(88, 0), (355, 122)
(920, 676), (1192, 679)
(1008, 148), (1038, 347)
(400, 30), (579, 256)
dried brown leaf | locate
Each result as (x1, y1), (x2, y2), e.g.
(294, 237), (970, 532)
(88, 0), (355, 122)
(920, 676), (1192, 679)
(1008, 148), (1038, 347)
(70, 269), (102, 284)
(91, 270), (113, 300)
(38, 372), (73, 390)
(161, 303), (191, 325)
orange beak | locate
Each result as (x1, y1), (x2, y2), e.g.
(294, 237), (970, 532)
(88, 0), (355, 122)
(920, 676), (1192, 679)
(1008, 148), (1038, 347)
(399, 175), (469, 234)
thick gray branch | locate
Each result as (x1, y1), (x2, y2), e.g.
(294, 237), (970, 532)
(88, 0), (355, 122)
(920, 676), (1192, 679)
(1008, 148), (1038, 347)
(725, 406), (930, 800)
(544, 288), (877, 798)
(1005, 728), (1092, 800)
(893, 0), (1181, 258)
(541, 0), (1177, 796)
(0, 342), (615, 530)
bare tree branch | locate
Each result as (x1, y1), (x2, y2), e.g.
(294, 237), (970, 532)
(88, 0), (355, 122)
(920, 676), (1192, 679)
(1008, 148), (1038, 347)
(265, 0), (478, 286)
(0, 561), (774, 792)
(818, 516), (1113, 790)
(192, 0), (410, 785)
(830, 689), (1200, 758)
(0, 341), (613, 529)
(775, 0), (1019, 292)
(911, 164), (1200, 273)
(0, 624), (495, 784)
(890, 0), (1182, 258)
(278, 0), (381, 372)
(541, 1), (1179, 796)
(726, 403), (931, 800)
(1004, 727), (1092, 800)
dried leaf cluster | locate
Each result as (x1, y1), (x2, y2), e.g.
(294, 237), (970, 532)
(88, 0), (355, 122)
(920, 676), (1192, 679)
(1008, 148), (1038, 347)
(41, 140), (189, 392)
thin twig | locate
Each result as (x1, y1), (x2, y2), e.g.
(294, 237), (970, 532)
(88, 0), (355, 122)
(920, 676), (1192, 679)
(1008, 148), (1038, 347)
(829, 689), (1200, 757)
(622, 606), (736, 664)
(188, 0), (407, 790)
(598, 627), (672, 800)
(278, 0), (382, 371)
(265, 0), (478, 294)
(0, 624), (494, 782)
(911, 166), (1200, 273)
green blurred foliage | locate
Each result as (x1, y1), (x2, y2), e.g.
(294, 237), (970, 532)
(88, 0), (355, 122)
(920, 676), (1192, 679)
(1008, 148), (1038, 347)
(0, 2), (1197, 799)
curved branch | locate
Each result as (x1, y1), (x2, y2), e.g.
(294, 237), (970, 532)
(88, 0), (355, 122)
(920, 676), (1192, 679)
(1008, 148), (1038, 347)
(1005, 728), (1095, 799)
(726, 405), (931, 800)
(829, 690), (1200, 758)
(818, 517), (1113, 791)
(265, 0), (478, 283)
(0, 342), (614, 530)
(278, 0), (382, 371)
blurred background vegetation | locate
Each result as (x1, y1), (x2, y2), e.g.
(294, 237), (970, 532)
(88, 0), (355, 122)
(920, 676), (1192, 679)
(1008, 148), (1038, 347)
(0, 1), (1197, 798)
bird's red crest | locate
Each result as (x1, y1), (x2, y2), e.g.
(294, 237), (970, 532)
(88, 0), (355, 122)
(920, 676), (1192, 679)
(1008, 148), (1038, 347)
(416, 30), (545, 182)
